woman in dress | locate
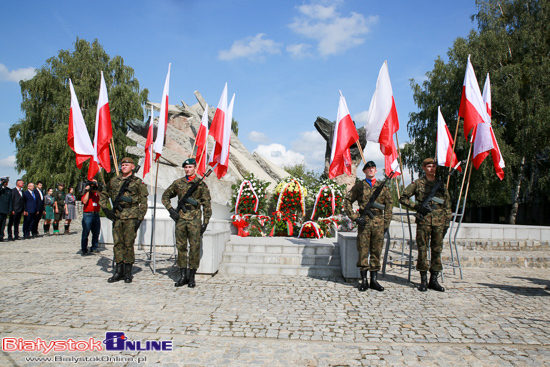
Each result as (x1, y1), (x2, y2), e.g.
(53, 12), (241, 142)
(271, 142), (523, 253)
(64, 187), (77, 234)
(43, 188), (54, 235)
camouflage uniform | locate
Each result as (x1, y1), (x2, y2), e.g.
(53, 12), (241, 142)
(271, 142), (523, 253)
(53, 189), (66, 222)
(399, 177), (452, 272)
(162, 176), (211, 270)
(100, 175), (148, 264)
(344, 179), (393, 271)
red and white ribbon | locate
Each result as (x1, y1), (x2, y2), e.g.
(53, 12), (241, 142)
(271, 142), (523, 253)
(310, 185), (336, 220)
(298, 221), (322, 238)
(235, 180), (259, 214)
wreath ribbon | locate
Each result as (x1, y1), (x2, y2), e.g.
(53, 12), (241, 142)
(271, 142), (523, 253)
(235, 180), (259, 214)
(311, 185), (336, 220)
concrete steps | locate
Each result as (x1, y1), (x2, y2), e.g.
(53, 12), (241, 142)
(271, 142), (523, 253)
(220, 236), (341, 277)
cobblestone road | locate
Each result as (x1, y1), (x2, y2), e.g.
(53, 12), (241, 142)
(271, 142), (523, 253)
(0, 227), (549, 366)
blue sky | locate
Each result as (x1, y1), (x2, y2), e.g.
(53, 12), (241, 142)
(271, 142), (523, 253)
(0, 0), (478, 182)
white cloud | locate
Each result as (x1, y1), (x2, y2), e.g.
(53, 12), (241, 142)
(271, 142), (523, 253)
(254, 143), (305, 167)
(248, 130), (269, 143)
(353, 110), (369, 125)
(290, 130), (326, 169)
(286, 43), (313, 59)
(0, 155), (16, 168)
(289, 3), (378, 56)
(219, 33), (282, 61)
(0, 64), (36, 82)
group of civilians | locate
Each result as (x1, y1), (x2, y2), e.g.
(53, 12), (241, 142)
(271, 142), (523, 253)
(0, 177), (101, 255)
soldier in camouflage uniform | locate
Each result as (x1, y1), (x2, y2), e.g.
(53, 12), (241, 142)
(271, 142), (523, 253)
(52, 183), (66, 235)
(100, 157), (148, 284)
(162, 158), (212, 288)
(399, 157), (451, 292)
(344, 161), (393, 292)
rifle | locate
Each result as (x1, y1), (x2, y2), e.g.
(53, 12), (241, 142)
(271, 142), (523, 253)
(175, 163), (218, 214)
(415, 179), (444, 220)
(111, 164), (141, 212)
(359, 171), (397, 220)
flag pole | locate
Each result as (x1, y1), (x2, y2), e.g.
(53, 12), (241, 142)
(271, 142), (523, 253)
(394, 133), (415, 282)
(149, 159), (160, 274)
(109, 140), (120, 176)
(447, 116), (461, 189)
(355, 139), (367, 164)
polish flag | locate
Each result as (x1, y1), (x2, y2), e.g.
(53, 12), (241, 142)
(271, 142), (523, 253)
(365, 61), (400, 176)
(214, 93), (235, 179)
(153, 63), (171, 161)
(328, 91), (359, 179)
(458, 55), (490, 140)
(208, 83), (229, 178)
(67, 79), (97, 179)
(473, 74), (505, 180)
(436, 106), (462, 171)
(143, 106), (154, 178)
(195, 104), (209, 176)
(92, 71), (113, 173)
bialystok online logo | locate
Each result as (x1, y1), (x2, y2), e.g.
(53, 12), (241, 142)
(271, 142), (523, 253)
(2, 332), (172, 354)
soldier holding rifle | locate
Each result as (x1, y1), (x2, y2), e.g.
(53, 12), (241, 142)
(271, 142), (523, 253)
(400, 157), (451, 292)
(100, 157), (148, 284)
(344, 161), (393, 292)
(162, 158), (212, 288)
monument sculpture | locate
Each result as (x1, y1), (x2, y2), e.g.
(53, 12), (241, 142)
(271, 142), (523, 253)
(125, 91), (289, 219)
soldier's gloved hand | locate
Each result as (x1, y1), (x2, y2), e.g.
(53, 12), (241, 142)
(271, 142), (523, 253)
(121, 196), (133, 203)
(201, 223), (208, 235)
(168, 208), (179, 222)
(355, 217), (366, 227)
(134, 219), (142, 232)
(103, 208), (116, 221)
(415, 204), (430, 216)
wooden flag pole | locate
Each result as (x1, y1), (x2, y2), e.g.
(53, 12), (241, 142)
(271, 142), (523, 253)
(196, 141), (208, 172)
(355, 139), (367, 164)
(109, 140), (120, 176)
(447, 116), (461, 189)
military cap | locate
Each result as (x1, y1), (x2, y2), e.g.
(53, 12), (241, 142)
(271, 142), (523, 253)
(422, 157), (436, 167)
(121, 157), (135, 165)
(182, 157), (197, 167)
(362, 161), (376, 170)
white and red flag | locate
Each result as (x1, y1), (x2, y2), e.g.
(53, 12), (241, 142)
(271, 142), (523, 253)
(92, 71), (113, 174)
(458, 55), (490, 140)
(216, 93), (235, 179)
(67, 79), (97, 179)
(208, 83), (232, 178)
(195, 104), (209, 176)
(473, 74), (505, 180)
(143, 105), (154, 178)
(153, 63), (171, 161)
(364, 61), (401, 176)
(436, 106), (462, 171)
(328, 91), (359, 179)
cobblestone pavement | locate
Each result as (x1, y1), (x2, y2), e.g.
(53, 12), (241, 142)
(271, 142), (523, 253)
(0, 224), (549, 366)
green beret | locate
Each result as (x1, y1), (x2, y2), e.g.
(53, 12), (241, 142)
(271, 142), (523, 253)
(121, 157), (135, 165)
(422, 157), (436, 167)
(182, 158), (197, 167)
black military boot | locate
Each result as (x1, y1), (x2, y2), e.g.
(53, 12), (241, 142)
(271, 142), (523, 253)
(358, 270), (369, 292)
(107, 263), (124, 283)
(124, 263), (133, 283)
(369, 271), (384, 292)
(188, 269), (197, 288)
(174, 268), (189, 287)
(428, 271), (445, 292)
(418, 271), (428, 292)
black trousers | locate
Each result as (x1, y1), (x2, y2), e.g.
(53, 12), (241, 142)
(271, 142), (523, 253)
(32, 211), (42, 235)
(0, 213), (7, 240)
(8, 211), (23, 239)
(23, 213), (36, 238)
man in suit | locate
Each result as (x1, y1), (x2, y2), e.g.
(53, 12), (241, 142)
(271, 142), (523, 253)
(32, 181), (45, 237)
(7, 179), (25, 241)
(0, 177), (11, 242)
(22, 182), (38, 239)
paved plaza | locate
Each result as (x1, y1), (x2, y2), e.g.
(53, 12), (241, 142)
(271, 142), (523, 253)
(0, 223), (549, 366)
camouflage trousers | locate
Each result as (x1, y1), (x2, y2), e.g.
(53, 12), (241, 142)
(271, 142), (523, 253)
(356, 216), (385, 271)
(112, 219), (138, 264)
(415, 222), (445, 272)
(175, 217), (202, 269)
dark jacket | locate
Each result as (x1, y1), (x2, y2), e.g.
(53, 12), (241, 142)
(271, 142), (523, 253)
(11, 187), (24, 213)
(23, 190), (38, 214)
(0, 186), (11, 214)
(34, 188), (45, 213)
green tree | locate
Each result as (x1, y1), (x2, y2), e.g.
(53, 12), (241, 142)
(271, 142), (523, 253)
(9, 38), (148, 190)
(231, 118), (239, 136)
(405, 0), (549, 224)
